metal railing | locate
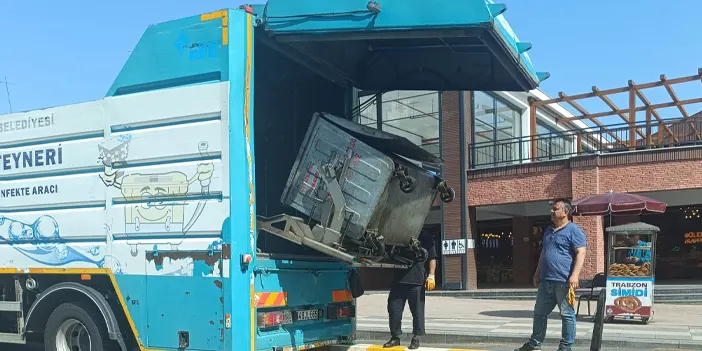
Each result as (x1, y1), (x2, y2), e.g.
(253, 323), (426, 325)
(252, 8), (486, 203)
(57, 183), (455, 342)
(469, 116), (702, 168)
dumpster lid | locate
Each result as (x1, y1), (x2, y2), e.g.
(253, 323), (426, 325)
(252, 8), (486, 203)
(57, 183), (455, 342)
(254, 0), (549, 92)
(605, 222), (660, 235)
(320, 112), (442, 165)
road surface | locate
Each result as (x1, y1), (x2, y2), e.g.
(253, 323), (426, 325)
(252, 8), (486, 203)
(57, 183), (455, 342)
(7, 342), (700, 351)
(346, 342), (702, 351)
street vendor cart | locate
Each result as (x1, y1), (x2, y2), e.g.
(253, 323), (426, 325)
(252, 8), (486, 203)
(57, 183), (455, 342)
(604, 222), (659, 324)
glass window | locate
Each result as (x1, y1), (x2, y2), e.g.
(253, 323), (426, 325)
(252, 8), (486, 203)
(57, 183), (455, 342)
(535, 121), (573, 160)
(471, 92), (522, 167)
(358, 94), (379, 128)
(381, 91), (439, 150)
(355, 90), (441, 159)
(472, 92), (496, 166)
(495, 99), (518, 140)
(473, 92), (495, 143)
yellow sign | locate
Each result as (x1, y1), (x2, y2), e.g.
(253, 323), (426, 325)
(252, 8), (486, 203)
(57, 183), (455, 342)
(684, 232), (702, 245)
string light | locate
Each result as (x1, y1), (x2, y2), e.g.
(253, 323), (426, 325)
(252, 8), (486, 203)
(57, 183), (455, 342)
(684, 206), (700, 219)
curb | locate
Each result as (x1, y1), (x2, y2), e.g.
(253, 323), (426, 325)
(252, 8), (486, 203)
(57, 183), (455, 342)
(364, 290), (702, 304)
(330, 343), (489, 351)
(355, 329), (702, 350)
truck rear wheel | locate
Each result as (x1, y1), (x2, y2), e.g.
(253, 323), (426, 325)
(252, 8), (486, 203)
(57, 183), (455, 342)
(44, 301), (113, 351)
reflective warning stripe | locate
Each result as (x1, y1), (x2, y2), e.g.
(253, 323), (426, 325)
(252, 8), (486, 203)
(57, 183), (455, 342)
(254, 292), (287, 308)
(332, 290), (353, 302)
(330, 344), (488, 351)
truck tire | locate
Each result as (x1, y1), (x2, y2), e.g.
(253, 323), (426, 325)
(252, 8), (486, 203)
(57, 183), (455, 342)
(44, 301), (114, 351)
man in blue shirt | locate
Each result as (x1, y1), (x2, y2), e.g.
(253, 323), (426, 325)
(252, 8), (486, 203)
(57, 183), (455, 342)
(624, 234), (651, 265)
(515, 200), (587, 351)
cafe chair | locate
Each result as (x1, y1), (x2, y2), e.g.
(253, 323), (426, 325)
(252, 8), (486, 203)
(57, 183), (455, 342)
(576, 272), (606, 317)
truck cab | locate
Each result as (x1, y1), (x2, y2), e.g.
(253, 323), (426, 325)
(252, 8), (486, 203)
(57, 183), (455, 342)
(0, 1), (545, 351)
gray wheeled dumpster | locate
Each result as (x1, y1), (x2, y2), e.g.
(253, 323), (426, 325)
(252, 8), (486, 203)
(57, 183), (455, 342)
(257, 112), (454, 265)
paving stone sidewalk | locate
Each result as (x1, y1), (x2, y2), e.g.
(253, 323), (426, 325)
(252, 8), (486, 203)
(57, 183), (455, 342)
(355, 293), (702, 348)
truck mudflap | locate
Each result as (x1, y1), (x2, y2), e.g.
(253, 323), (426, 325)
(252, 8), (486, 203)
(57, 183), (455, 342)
(254, 0), (549, 92)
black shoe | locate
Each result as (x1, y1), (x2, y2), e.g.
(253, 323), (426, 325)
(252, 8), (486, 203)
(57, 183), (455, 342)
(557, 346), (572, 351)
(514, 342), (541, 351)
(383, 337), (400, 348)
(408, 335), (420, 350)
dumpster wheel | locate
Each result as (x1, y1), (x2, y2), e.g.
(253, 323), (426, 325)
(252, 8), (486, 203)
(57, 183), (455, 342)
(440, 187), (456, 203)
(409, 239), (428, 264)
(414, 247), (428, 264)
(361, 231), (387, 261)
(399, 176), (417, 193)
(370, 235), (386, 259)
(394, 165), (416, 193)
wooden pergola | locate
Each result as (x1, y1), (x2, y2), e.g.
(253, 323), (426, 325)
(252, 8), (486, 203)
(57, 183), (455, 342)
(528, 68), (702, 160)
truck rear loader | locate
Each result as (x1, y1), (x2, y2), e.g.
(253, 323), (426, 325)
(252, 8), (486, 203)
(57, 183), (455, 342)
(0, 1), (546, 350)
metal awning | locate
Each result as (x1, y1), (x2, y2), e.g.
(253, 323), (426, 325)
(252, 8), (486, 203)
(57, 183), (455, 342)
(605, 222), (661, 235)
(254, 0), (549, 92)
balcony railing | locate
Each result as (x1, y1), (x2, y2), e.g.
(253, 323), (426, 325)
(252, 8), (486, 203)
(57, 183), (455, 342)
(469, 116), (702, 168)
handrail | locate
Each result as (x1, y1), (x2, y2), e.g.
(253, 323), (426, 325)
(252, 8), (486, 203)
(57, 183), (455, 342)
(469, 115), (702, 168)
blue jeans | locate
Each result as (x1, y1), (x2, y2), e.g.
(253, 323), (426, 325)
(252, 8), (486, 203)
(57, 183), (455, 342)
(527, 280), (576, 349)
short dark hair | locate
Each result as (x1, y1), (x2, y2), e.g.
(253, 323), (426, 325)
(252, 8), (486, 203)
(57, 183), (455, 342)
(553, 199), (573, 215)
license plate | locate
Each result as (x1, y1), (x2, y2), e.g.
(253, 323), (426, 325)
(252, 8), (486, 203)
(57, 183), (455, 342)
(295, 309), (320, 321)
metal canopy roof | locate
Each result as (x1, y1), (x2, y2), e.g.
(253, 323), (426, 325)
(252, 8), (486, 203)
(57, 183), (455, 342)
(605, 222), (661, 234)
(255, 0), (549, 92)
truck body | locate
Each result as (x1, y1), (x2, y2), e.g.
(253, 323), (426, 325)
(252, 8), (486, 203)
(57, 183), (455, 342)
(0, 1), (545, 350)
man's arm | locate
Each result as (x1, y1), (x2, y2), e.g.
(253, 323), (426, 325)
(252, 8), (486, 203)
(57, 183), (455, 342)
(426, 239), (438, 277)
(424, 236), (439, 291)
(428, 258), (437, 276)
(639, 247), (651, 264)
(571, 247), (586, 280)
(533, 254), (543, 287)
(534, 254), (543, 277)
(569, 227), (588, 289)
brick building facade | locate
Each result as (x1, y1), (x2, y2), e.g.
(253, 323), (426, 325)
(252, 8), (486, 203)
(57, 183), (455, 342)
(358, 88), (597, 290)
(439, 91), (477, 290)
(359, 85), (702, 291)
(469, 148), (702, 282)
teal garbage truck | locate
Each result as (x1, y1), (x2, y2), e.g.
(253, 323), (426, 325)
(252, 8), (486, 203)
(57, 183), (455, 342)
(0, 1), (546, 350)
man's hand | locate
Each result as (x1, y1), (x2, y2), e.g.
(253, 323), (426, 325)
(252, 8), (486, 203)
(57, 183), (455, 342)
(568, 275), (579, 289)
(425, 274), (436, 291)
(626, 256), (639, 263)
(533, 274), (540, 288)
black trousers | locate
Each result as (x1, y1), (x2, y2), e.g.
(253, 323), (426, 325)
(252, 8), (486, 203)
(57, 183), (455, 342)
(387, 283), (426, 337)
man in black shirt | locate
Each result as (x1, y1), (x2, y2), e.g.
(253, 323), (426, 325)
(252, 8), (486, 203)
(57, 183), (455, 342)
(383, 231), (438, 349)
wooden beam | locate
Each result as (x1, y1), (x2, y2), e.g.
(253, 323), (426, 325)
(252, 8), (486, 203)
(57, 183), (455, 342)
(557, 97), (702, 122)
(558, 92), (624, 143)
(628, 83), (637, 150)
(529, 98), (537, 161)
(533, 86), (630, 106)
(645, 108), (652, 147)
(632, 83), (678, 143)
(532, 68), (702, 107)
(592, 86), (646, 139)
(661, 73), (698, 140)
(630, 69), (702, 90)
